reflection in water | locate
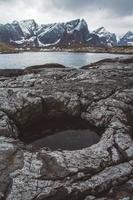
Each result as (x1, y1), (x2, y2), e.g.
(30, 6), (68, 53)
(0, 52), (126, 69)
(31, 129), (100, 151)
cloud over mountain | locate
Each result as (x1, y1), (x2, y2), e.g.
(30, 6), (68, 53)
(0, 0), (133, 35)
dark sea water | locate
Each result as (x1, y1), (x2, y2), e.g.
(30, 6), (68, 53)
(0, 52), (127, 69)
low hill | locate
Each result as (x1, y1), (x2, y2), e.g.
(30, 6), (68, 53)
(0, 43), (17, 53)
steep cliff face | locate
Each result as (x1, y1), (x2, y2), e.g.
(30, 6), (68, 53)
(57, 19), (89, 47)
(0, 22), (24, 43)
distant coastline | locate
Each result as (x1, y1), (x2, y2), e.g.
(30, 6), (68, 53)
(1, 45), (133, 55)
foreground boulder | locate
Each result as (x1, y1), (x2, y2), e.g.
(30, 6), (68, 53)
(0, 59), (133, 199)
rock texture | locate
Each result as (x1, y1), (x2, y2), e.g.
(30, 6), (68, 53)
(0, 59), (133, 199)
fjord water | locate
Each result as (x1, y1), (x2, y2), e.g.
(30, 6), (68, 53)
(0, 52), (126, 69)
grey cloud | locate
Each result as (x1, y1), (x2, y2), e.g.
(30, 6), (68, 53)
(1, 0), (133, 16)
(0, 0), (16, 2)
(50, 0), (133, 16)
(0, 0), (133, 35)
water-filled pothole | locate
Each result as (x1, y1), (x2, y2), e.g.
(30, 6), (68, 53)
(19, 113), (100, 151)
(31, 129), (100, 151)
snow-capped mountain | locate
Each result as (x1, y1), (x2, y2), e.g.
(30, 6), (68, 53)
(0, 19), (104, 48)
(93, 27), (117, 46)
(0, 18), (133, 48)
(118, 31), (133, 46)
(0, 19), (94, 48)
(18, 19), (38, 37)
(37, 19), (91, 47)
(58, 19), (103, 47)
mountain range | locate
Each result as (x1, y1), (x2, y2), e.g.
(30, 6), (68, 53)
(0, 18), (132, 48)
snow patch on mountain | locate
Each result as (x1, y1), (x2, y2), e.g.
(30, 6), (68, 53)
(93, 27), (107, 37)
(118, 31), (133, 46)
(19, 19), (38, 37)
(93, 27), (117, 46)
(38, 38), (61, 47)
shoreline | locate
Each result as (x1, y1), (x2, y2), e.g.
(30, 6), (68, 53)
(0, 57), (132, 73)
(0, 46), (133, 55)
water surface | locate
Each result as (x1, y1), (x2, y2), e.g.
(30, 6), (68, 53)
(31, 129), (100, 151)
(0, 52), (127, 69)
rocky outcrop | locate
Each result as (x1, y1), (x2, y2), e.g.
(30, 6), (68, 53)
(81, 57), (133, 69)
(0, 60), (133, 199)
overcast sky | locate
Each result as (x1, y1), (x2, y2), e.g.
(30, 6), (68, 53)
(0, 0), (133, 35)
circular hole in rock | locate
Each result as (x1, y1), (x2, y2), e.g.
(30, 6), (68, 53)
(32, 129), (100, 151)
(19, 112), (100, 151)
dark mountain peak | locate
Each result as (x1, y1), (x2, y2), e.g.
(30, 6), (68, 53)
(58, 18), (90, 47)
(81, 18), (86, 23)
(66, 18), (80, 24)
(93, 27), (112, 35)
(93, 26), (117, 46)
(119, 31), (133, 46)
(65, 18), (87, 28)
(12, 20), (19, 25)
(20, 19), (36, 24)
(99, 26), (105, 30)
(124, 31), (133, 37)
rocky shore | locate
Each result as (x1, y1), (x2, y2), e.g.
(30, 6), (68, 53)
(0, 58), (133, 200)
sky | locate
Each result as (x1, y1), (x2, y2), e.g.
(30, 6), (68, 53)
(0, 0), (133, 36)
